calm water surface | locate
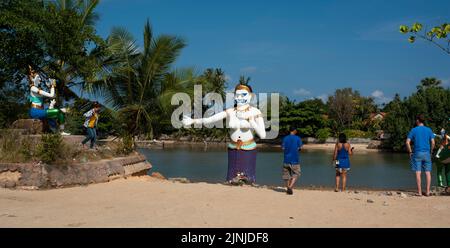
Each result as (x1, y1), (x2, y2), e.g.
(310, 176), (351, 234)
(140, 146), (438, 190)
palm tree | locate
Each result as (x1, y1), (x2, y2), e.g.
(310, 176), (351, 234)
(43, 0), (103, 102)
(201, 68), (227, 98)
(239, 75), (251, 86)
(94, 20), (187, 138)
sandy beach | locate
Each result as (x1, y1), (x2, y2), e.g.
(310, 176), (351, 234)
(1, 176), (449, 228)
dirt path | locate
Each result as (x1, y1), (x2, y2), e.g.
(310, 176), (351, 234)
(1, 177), (449, 227)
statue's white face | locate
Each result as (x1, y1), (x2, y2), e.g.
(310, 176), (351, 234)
(32, 75), (41, 87)
(234, 89), (252, 107)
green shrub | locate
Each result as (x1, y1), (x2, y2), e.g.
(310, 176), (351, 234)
(115, 135), (134, 156)
(316, 128), (332, 143)
(0, 130), (39, 163)
(19, 137), (33, 161)
(36, 134), (64, 164)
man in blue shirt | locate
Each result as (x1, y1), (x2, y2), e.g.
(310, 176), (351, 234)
(406, 114), (435, 197)
(282, 127), (303, 195)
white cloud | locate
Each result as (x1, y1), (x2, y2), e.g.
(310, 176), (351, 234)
(316, 94), (328, 103)
(240, 66), (257, 74)
(371, 90), (391, 104)
(371, 90), (384, 98)
(293, 88), (312, 96)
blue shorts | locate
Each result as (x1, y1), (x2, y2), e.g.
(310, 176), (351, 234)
(410, 152), (432, 172)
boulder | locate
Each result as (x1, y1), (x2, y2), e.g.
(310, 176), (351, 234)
(151, 172), (166, 180)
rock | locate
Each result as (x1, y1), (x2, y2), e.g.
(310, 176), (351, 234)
(159, 134), (170, 140)
(151, 172), (166, 180)
(354, 191), (360, 194)
(367, 140), (382, 149)
(168, 177), (190, 183)
(367, 199), (375, 203)
(386, 191), (393, 196)
(383, 202), (389, 206)
(400, 193), (407, 198)
(11, 119), (43, 134)
(16, 186), (39, 190)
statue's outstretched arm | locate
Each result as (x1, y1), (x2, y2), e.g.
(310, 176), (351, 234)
(183, 111), (227, 126)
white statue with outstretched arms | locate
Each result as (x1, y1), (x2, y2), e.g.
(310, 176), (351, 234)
(182, 84), (265, 183)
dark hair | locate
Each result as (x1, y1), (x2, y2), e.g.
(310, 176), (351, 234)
(92, 101), (100, 108)
(338, 133), (347, 144)
(289, 126), (297, 132)
(416, 114), (426, 124)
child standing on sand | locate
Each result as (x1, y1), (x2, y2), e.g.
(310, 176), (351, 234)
(333, 133), (353, 192)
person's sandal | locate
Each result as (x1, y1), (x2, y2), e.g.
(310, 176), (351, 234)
(286, 188), (293, 195)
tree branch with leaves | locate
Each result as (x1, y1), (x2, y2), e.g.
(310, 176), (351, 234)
(400, 22), (450, 55)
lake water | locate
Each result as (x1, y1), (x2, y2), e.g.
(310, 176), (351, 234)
(140, 146), (438, 190)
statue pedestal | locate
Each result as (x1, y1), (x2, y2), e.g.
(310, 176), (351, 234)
(11, 119), (43, 134)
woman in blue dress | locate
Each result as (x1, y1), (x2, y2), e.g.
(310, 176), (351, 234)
(333, 133), (353, 192)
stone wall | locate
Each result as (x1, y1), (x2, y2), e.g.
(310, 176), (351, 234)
(0, 154), (151, 189)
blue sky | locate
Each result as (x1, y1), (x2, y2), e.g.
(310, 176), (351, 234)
(96, 0), (450, 104)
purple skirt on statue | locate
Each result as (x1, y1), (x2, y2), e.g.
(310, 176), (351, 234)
(227, 149), (257, 183)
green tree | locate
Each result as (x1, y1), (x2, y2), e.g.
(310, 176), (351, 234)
(0, 0), (105, 125)
(327, 88), (358, 130)
(382, 79), (450, 151)
(0, 0), (49, 126)
(279, 98), (328, 137)
(0, 0), (104, 99)
(382, 94), (412, 151)
(352, 95), (378, 132)
(417, 77), (442, 91)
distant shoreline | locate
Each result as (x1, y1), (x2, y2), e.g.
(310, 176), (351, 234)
(131, 139), (384, 153)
